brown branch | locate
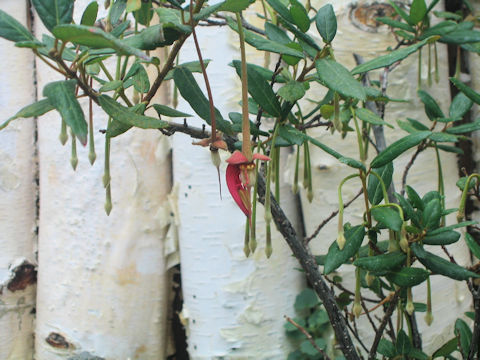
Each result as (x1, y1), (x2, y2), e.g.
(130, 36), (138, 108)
(285, 316), (332, 360)
(400, 142), (427, 196)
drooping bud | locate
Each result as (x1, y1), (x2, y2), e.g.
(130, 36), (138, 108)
(352, 302), (362, 318)
(399, 222), (409, 253)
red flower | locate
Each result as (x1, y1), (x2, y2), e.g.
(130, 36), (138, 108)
(226, 150), (270, 218)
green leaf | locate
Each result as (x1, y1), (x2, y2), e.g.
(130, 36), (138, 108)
(282, 42), (304, 66)
(409, 0), (427, 24)
(432, 338), (458, 358)
(155, 8), (191, 34)
(0, 9), (35, 42)
(278, 125), (304, 145)
(277, 81), (306, 103)
(338, 157), (366, 171)
(354, 252), (406, 272)
(395, 192), (421, 227)
(388, 0), (413, 25)
(371, 207), (403, 231)
(153, 104), (192, 118)
(110, 0), (127, 24)
(126, 0), (142, 12)
(294, 288), (319, 311)
(409, 348), (429, 360)
(106, 102), (145, 137)
(32, 0), (74, 32)
(43, 80), (87, 145)
(81, 1), (99, 26)
(387, 267), (430, 287)
(422, 198), (441, 230)
(315, 4), (336, 43)
(220, 0), (251, 12)
(231, 60), (282, 117)
(465, 233), (480, 260)
(446, 120), (480, 135)
(396, 330), (412, 355)
(441, 30), (480, 44)
(290, 2), (310, 33)
(370, 131), (431, 168)
(352, 38), (429, 75)
(455, 318), (472, 359)
(427, 221), (477, 236)
(418, 90), (445, 120)
(428, 132), (458, 143)
(265, 22), (291, 44)
(0, 99), (54, 131)
(411, 243), (480, 280)
(376, 16), (415, 32)
(449, 92), (473, 120)
(227, 17), (304, 58)
(424, 230), (461, 245)
(450, 77), (480, 105)
(134, 0), (153, 26)
(122, 24), (183, 50)
(165, 60), (212, 81)
(300, 339), (326, 355)
(99, 80), (123, 93)
(173, 67), (232, 134)
(52, 24), (151, 62)
(406, 185), (424, 210)
(356, 107), (393, 128)
(378, 339), (397, 358)
(99, 95), (168, 132)
(316, 59), (366, 101)
(132, 64), (150, 93)
(324, 226), (365, 274)
(265, 0), (293, 23)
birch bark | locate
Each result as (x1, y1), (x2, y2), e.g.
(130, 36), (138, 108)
(0, 1), (37, 359)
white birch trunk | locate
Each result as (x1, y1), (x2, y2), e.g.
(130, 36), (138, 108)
(33, 2), (173, 359)
(295, 0), (472, 354)
(0, 1), (37, 359)
(172, 11), (305, 358)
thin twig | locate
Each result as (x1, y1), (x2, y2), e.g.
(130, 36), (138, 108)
(285, 316), (332, 360)
(400, 143), (427, 196)
(360, 299), (378, 333)
(345, 315), (370, 354)
(324, 276), (380, 304)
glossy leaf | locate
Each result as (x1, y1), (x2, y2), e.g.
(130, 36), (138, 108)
(173, 67), (232, 134)
(356, 107), (393, 128)
(43, 80), (87, 145)
(387, 267), (430, 287)
(316, 59), (366, 101)
(324, 226), (365, 274)
(396, 330), (412, 355)
(465, 233), (480, 260)
(424, 230), (460, 245)
(441, 30), (480, 44)
(368, 164), (393, 205)
(1, 99), (54, 131)
(315, 4), (336, 43)
(455, 318), (472, 359)
(352, 38), (429, 75)
(265, 0), (293, 23)
(32, 0), (74, 32)
(370, 131), (431, 168)
(99, 95), (168, 131)
(422, 198), (441, 230)
(232, 60), (282, 117)
(409, 0), (427, 24)
(450, 77), (480, 105)
(81, 1), (99, 26)
(427, 221), (477, 236)
(418, 90), (445, 120)
(446, 120), (480, 135)
(411, 243), (480, 280)
(428, 132), (458, 143)
(371, 207), (402, 231)
(290, 2), (310, 33)
(354, 252), (406, 272)
(449, 92), (473, 119)
(0, 9), (35, 42)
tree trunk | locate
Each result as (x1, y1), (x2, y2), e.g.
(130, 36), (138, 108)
(0, 1), (37, 359)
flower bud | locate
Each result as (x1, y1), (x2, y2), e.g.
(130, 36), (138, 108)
(399, 223), (409, 253)
(352, 302), (362, 318)
(337, 231), (346, 250)
(406, 299), (414, 315)
(425, 311), (433, 326)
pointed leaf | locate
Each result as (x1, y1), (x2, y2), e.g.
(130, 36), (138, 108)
(409, 0), (427, 24)
(432, 338), (458, 358)
(465, 233), (480, 260)
(324, 226), (365, 274)
(396, 330), (412, 355)
(290, 2), (310, 33)
(316, 59), (366, 100)
(164, 60), (212, 80)
(0, 9), (35, 42)
(418, 90), (445, 120)
(446, 120), (480, 134)
(354, 252), (406, 272)
(153, 104), (192, 118)
(371, 207), (403, 231)
(427, 221), (477, 236)
(106, 103), (146, 138)
(449, 92), (473, 119)
(422, 198), (441, 230)
(1, 99), (54, 130)
(368, 163), (394, 205)
(81, 1), (99, 26)
(370, 131), (431, 168)
(315, 4), (337, 43)
(450, 77), (480, 104)
(43, 80), (87, 145)
(424, 230), (461, 245)
(32, 0), (74, 32)
(387, 267), (430, 287)
(455, 318), (472, 359)
(356, 107), (394, 128)
(99, 80), (123, 93)
(378, 339), (397, 358)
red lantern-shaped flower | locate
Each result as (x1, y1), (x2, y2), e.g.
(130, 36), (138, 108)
(226, 150), (270, 218)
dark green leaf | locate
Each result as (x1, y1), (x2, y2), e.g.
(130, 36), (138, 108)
(193, 3), (224, 21)
(441, 30), (480, 44)
(290, 3), (310, 33)
(43, 80), (87, 145)
(294, 288), (319, 311)
(411, 243), (480, 280)
(106, 103), (145, 137)
(387, 267), (430, 287)
(300, 339), (326, 355)
(427, 221), (477, 236)
(388, 0), (413, 25)
(437, 144), (464, 154)
(315, 4), (337, 43)
(324, 226), (366, 274)
(277, 81), (306, 102)
(281, 18), (321, 52)
(376, 16), (415, 32)
(409, 348), (429, 360)
(455, 318), (472, 359)
(450, 77), (480, 105)
(155, 8), (191, 34)
(265, 22), (291, 44)
(449, 92), (473, 120)
(316, 59), (366, 100)
(432, 338), (458, 358)
(132, 64), (150, 93)
(465, 233), (480, 260)
(338, 157), (366, 171)
(278, 125), (304, 145)
(153, 104), (192, 118)
(371, 207), (403, 231)
(81, 1), (99, 26)
(424, 230), (461, 245)
(406, 185), (424, 210)
(418, 90), (445, 120)
(0, 99), (54, 131)
(370, 131), (431, 168)
(173, 67), (232, 134)
(446, 120), (480, 134)
(356, 107), (393, 128)
(231, 60), (282, 117)
(308, 309), (329, 327)
(466, 311), (475, 320)
(428, 132), (458, 142)
(378, 339), (397, 358)
(354, 252), (406, 272)
(265, 0), (293, 23)
(165, 60), (211, 81)
(422, 198), (441, 230)
(99, 95), (168, 132)
(14, 40), (44, 49)
(281, 42), (304, 65)
(134, 0), (153, 25)
(220, 0), (251, 12)
(0, 9), (35, 42)
(52, 24), (151, 61)
(99, 80), (123, 93)
(395, 192), (421, 226)
(229, 112), (268, 137)
(396, 330), (412, 355)
(32, 0), (74, 32)
(409, 0), (427, 24)
(352, 38), (429, 75)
